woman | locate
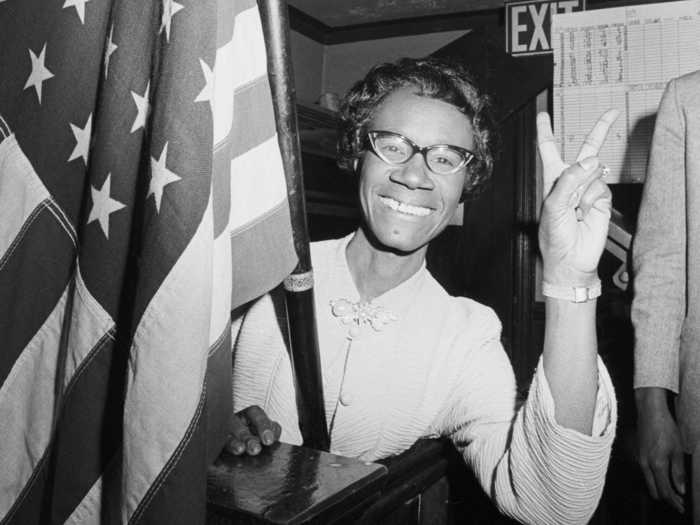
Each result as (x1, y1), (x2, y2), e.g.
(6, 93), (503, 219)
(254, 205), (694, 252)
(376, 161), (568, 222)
(230, 57), (618, 524)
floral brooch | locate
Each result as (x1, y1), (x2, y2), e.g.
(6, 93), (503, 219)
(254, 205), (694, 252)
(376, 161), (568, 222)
(329, 298), (397, 334)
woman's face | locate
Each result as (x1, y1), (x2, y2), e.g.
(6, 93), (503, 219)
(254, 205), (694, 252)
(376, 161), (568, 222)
(358, 87), (475, 255)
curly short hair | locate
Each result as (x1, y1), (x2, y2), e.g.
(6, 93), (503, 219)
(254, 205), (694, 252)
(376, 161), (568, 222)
(337, 56), (496, 197)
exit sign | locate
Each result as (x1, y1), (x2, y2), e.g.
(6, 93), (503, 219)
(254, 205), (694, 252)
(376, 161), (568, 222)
(506, 0), (586, 56)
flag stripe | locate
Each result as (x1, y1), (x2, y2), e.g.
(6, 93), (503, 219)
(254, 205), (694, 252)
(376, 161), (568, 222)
(212, 5), (268, 146)
(65, 467), (105, 524)
(229, 136), (289, 231)
(3, 461), (49, 525)
(0, 209), (74, 386)
(209, 229), (233, 344)
(212, 75), (278, 237)
(0, 134), (51, 261)
(131, 387), (208, 525)
(121, 198), (215, 522)
(230, 77), (277, 158)
(134, 330), (233, 525)
(6, 272), (119, 525)
(44, 335), (122, 525)
(62, 268), (117, 388)
(231, 6), (268, 91)
(231, 201), (297, 309)
(212, 39), (236, 146)
(212, 140), (232, 237)
(0, 286), (69, 519)
(219, 0), (258, 46)
(12, 270), (119, 524)
(204, 330), (234, 465)
(4, 317), (119, 525)
(215, 0), (234, 46)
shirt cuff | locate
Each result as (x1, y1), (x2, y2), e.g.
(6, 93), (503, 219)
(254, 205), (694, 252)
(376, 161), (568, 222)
(534, 355), (617, 438)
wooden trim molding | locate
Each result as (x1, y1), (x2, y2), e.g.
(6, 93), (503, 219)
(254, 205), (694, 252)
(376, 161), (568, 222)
(288, 5), (330, 43)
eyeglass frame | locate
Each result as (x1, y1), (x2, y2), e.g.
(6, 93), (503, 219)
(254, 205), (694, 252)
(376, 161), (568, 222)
(364, 130), (477, 175)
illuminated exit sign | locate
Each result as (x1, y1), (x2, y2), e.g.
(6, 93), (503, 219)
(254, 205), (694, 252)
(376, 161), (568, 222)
(506, 0), (586, 56)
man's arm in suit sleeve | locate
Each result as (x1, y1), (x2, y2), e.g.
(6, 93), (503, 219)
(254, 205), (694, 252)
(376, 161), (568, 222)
(632, 78), (687, 393)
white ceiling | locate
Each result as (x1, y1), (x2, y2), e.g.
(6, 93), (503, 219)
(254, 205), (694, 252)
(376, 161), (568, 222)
(287, 0), (506, 26)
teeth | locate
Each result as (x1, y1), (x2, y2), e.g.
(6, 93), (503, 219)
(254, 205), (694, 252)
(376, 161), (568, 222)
(379, 196), (432, 216)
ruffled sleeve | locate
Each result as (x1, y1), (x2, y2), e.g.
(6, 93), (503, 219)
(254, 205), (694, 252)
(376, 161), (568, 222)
(443, 327), (616, 525)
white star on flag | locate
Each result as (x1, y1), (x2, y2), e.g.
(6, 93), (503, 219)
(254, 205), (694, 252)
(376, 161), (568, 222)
(194, 58), (214, 109)
(160, 0), (184, 43)
(88, 174), (126, 239)
(130, 81), (150, 133)
(104, 24), (118, 79)
(24, 44), (54, 104)
(149, 142), (181, 213)
(63, 0), (91, 24)
(68, 113), (92, 166)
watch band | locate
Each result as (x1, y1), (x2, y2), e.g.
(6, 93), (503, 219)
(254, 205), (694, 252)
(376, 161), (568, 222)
(541, 279), (602, 303)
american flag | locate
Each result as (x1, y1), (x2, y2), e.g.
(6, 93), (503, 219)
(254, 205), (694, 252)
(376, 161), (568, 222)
(0, 0), (297, 522)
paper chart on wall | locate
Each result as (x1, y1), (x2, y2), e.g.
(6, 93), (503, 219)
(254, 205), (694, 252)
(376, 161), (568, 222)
(551, 0), (700, 183)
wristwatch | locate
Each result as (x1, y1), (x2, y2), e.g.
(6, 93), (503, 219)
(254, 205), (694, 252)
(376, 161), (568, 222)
(541, 280), (602, 303)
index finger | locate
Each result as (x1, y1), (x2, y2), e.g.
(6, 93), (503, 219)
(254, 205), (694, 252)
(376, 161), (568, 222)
(576, 109), (620, 162)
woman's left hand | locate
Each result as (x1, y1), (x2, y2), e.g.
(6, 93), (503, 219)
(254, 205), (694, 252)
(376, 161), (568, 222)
(536, 109), (620, 286)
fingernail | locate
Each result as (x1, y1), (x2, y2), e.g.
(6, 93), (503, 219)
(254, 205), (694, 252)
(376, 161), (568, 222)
(249, 442), (261, 455)
(232, 443), (244, 455)
(579, 157), (599, 170)
(262, 429), (274, 445)
(601, 164), (610, 178)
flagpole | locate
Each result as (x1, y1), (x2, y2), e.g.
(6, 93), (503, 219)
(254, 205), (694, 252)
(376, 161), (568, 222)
(258, 0), (331, 452)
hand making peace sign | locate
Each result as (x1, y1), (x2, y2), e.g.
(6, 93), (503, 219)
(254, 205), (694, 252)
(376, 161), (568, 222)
(536, 109), (620, 288)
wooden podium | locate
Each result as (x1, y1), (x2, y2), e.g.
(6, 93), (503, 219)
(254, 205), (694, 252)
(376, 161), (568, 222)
(207, 440), (456, 524)
(207, 443), (386, 524)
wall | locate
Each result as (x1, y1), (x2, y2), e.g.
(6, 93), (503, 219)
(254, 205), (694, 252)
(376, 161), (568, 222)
(290, 29), (470, 106)
(322, 30), (469, 98)
(289, 31), (325, 105)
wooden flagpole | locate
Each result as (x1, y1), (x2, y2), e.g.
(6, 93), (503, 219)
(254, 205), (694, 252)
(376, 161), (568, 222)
(258, 0), (331, 452)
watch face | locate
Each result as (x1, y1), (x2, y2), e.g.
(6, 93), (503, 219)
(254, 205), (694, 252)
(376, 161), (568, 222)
(573, 287), (590, 303)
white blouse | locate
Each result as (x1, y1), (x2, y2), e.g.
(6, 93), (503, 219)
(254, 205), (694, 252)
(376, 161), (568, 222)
(233, 233), (616, 525)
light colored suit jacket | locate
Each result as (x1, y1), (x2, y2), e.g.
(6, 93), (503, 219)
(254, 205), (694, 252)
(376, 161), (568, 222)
(632, 70), (700, 453)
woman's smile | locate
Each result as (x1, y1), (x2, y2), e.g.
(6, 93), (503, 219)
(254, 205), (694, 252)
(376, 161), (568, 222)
(377, 195), (434, 217)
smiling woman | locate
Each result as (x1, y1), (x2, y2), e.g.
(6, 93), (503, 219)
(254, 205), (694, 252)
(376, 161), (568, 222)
(354, 87), (475, 264)
(230, 56), (620, 525)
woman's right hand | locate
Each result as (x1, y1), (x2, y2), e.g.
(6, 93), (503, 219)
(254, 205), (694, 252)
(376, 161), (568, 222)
(536, 109), (619, 288)
(225, 405), (282, 456)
